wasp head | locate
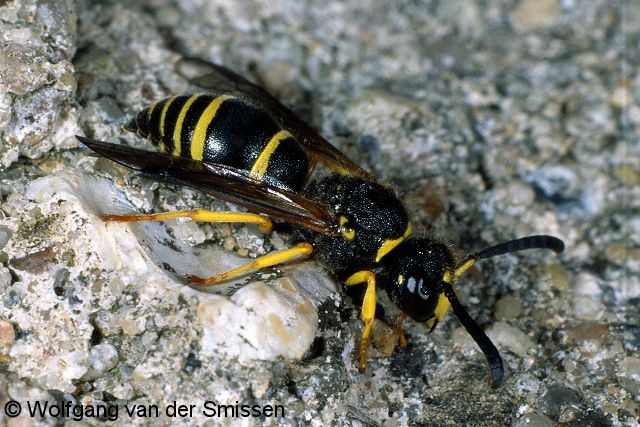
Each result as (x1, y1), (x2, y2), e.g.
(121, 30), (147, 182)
(380, 238), (454, 323)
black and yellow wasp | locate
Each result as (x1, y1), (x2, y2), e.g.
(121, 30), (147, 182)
(77, 58), (564, 388)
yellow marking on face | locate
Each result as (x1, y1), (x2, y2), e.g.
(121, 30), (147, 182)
(339, 216), (355, 240)
(375, 222), (413, 262)
(454, 258), (476, 278)
(427, 269), (456, 329)
(159, 95), (177, 139)
(172, 94), (200, 157)
(397, 274), (405, 285)
(433, 293), (451, 324)
(249, 129), (292, 180)
(191, 95), (232, 161)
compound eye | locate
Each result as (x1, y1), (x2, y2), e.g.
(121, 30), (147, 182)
(339, 215), (356, 240)
(406, 276), (431, 300)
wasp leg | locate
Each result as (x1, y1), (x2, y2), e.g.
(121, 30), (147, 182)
(394, 312), (408, 349)
(344, 270), (377, 372)
(104, 208), (273, 233)
(188, 242), (313, 286)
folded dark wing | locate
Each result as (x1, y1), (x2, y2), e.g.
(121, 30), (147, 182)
(78, 137), (338, 234)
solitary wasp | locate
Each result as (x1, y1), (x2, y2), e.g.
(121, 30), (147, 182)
(77, 58), (564, 388)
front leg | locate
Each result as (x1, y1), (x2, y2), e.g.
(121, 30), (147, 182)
(344, 270), (377, 372)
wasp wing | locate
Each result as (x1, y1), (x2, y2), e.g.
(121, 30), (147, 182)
(77, 137), (338, 234)
(174, 57), (374, 181)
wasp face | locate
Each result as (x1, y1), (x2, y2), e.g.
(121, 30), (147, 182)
(381, 238), (454, 322)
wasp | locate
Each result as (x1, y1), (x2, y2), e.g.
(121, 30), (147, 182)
(77, 58), (564, 388)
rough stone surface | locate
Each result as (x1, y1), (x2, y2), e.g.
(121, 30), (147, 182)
(0, 1), (636, 426)
(0, 0), (79, 169)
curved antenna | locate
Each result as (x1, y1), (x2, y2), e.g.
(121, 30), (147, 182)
(454, 235), (564, 277)
(441, 282), (504, 388)
(445, 234), (564, 387)
(474, 235), (564, 260)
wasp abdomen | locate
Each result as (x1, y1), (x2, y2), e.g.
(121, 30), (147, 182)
(125, 94), (309, 191)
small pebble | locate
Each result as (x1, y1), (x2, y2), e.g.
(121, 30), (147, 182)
(565, 322), (609, 355)
(573, 273), (601, 297)
(270, 234), (286, 250)
(613, 164), (640, 185)
(513, 412), (555, 427)
(571, 296), (605, 321)
(0, 225), (11, 251)
(489, 322), (535, 357)
(507, 181), (535, 206)
(510, 0), (561, 32)
(605, 243), (640, 265)
(223, 236), (237, 251)
(83, 343), (119, 380)
(610, 81), (630, 109)
(119, 317), (144, 336)
(0, 319), (15, 349)
(171, 220), (206, 245)
(618, 357), (640, 383)
(494, 295), (522, 320)
(530, 165), (578, 201)
(545, 264), (569, 292)
(0, 267), (11, 289)
(540, 384), (581, 421)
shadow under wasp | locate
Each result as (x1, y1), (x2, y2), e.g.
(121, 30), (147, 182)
(77, 58), (564, 388)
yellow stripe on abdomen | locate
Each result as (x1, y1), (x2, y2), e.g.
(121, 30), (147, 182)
(249, 129), (292, 180)
(172, 94), (200, 157)
(158, 96), (178, 153)
(190, 95), (232, 161)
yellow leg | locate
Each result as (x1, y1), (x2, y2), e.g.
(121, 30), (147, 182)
(105, 208), (273, 233)
(344, 270), (377, 372)
(454, 258), (476, 278)
(188, 242), (314, 286)
(395, 312), (408, 349)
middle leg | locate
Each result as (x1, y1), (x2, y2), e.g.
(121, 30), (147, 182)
(188, 242), (314, 286)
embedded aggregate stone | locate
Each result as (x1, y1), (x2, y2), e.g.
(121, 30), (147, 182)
(83, 343), (119, 381)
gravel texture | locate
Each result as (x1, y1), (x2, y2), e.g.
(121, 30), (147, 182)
(0, 0), (637, 426)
